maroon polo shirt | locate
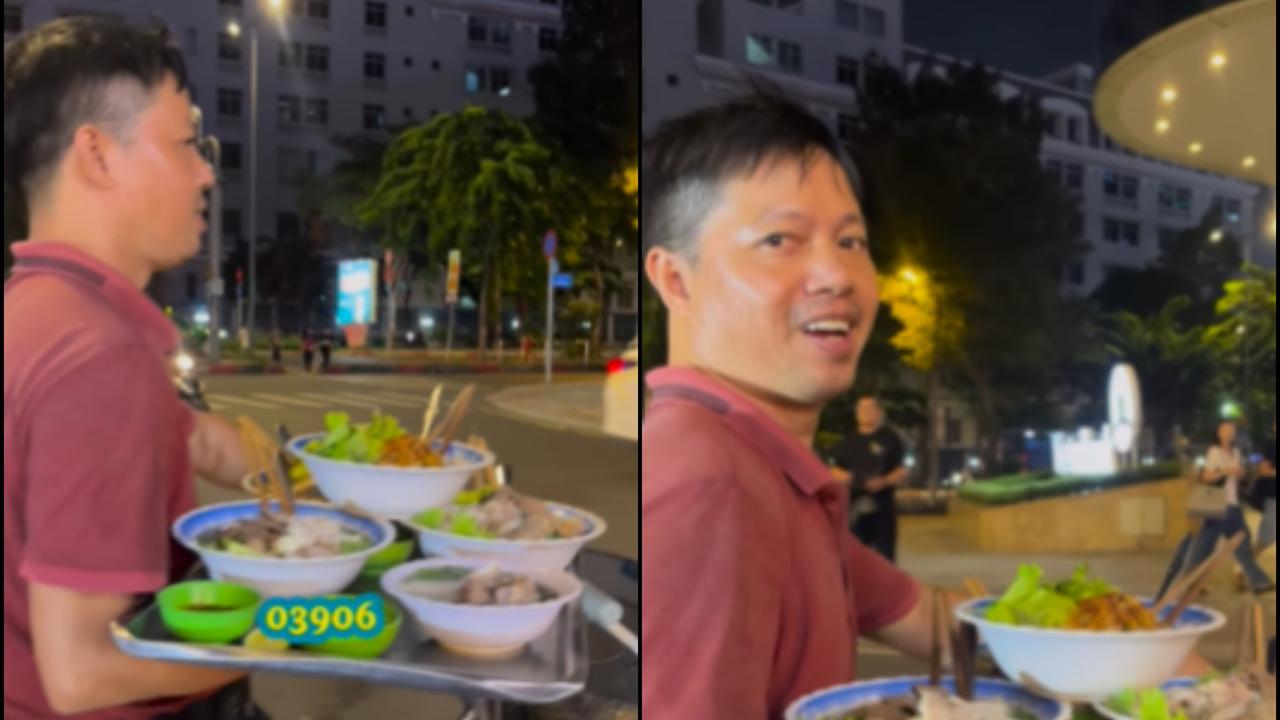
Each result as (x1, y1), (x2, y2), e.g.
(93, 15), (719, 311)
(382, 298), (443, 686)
(642, 367), (921, 719)
(4, 241), (201, 719)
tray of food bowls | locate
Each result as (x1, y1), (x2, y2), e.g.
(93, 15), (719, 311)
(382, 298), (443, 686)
(110, 386), (621, 706)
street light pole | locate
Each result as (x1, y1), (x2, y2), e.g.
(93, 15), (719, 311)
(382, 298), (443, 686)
(246, 21), (260, 351)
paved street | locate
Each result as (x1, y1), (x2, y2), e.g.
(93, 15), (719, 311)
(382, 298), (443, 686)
(194, 371), (637, 719)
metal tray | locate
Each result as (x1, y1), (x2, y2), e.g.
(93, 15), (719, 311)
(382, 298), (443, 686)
(109, 568), (588, 705)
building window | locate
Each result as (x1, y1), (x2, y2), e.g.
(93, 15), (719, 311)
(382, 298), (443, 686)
(306, 45), (329, 73)
(745, 34), (774, 66)
(217, 88), (242, 117)
(406, 3), (414, 15)
(1065, 163), (1084, 190)
(835, 0), (859, 29)
(306, 0), (329, 20)
(5, 4), (23, 33)
(403, 106), (414, 120)
(305, 98), (328, 125)
(777, 40), (802, 72)
(1158, 183), (1192, 215)
(404, 56), (414, 68)
(1065, 116), (1082, 143)
(863, 6), (886, 36)
(1067, 262), (1085, 286)
(1104, 218), (1140, 246)
(279, 41), (304, 69)
(468, 16), (511, 50)
(835, 56), (858, 88)
(365, 1), (386, 28)
(221, 142), (242, 171)
(277, 212), (301, 240)
(666, 73), (679, 87)
(836, 113), (856, 142)
(538, 27), (558, 53)
(748, 0), (803, 11)
(363, 104), (385, 130)
(277, 147), (316, 183)
(1102, 170), (1138, 203)
(944, 408), (962, 445)
(1045, 159), (1063, 185)
(1212, 196), (1243, 225)
(217, 31), (241, 62)
(223, 208), (242, 239)
(364, 52), (386, 80)
(278, 94), (301, 125)
(464, 66), (511, 96)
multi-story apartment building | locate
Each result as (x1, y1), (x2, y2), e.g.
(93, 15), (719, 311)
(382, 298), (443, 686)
(5, 0), (639, 344)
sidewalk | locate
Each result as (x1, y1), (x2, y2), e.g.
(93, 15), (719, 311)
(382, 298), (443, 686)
(895, 514), (1276, 669)
(487, 380), (608, 437)
(204, 349), (605, 375)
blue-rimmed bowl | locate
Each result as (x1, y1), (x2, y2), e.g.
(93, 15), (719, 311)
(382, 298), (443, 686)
(786, 676), (1071, 720)
(287, 434), (494, 519)
(173, 500), (395, 598)
(955, 597), (1225, 701)
(407, 501), (607, 571)
(1092, 677), (1199, 720)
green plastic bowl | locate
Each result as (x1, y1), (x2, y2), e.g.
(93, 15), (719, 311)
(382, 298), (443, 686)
(362, 537), (414, 573)
(157, 581), (260, 644)
(308, 596), (402, 659)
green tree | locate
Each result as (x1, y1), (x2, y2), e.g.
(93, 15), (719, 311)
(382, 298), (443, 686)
(849, 57), (1090, 470)
(1203, 267), (1276, 438)
(1155, 208), (1243, 323)
(357, 107), (583, 359)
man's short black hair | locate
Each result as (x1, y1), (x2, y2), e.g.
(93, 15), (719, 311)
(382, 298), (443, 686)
(4, 16), (189, 210)
(641, 89), (864, 261)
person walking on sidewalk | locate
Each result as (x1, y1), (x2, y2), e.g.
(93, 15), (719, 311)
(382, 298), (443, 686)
(301, 328), (316, 372)
(319, 328), (333, 371)
(1159, 421), (1274, 598)
(269, 329), (282, 366)
(831, 396), (909, 562)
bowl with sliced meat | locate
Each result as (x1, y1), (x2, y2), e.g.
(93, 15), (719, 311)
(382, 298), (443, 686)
(785, 676), (1071, 720)
(380, 558), (582, 659)
(407, 487), (606, 571)
(173, 501), (396, 598)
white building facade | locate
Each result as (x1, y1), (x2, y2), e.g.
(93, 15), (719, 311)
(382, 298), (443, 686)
(5, 0), (639, 344)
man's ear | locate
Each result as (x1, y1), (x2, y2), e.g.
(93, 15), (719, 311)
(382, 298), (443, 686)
(66, 125), (118, 191)
(645, 247), (693, 314)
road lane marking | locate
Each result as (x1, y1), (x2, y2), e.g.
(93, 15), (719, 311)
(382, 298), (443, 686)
(205, 393), (278, 410)
(296, 392), (387, 411)
(252, 393), (329, 409)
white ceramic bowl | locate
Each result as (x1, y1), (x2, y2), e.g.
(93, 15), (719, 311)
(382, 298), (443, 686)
(786, 675), (1072, 720)
(954, 597), (1226, 701)
(173, 501), (395, 598)
(409, 501), (607, 571)
(380, 558), (582, 658)
(288, 434), (494, 519)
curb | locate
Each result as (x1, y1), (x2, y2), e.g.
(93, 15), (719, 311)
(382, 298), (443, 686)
(487, 384), (614, 439)
(205, 363), (605, 376)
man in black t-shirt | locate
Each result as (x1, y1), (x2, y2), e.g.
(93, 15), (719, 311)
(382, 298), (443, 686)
(832, 396), (909, 562)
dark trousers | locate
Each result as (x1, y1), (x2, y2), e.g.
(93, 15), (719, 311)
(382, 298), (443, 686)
(853, 510), (898, 563)
(156, 679), (270, 720)
(303, 349), (314, 370)
(1157, 505), (1273, 599)
(320, 346), (331, 369)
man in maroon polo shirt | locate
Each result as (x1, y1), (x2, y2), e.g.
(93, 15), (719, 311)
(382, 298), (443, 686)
(640, 94), (1212, 718)
(4, 18), (267, 719)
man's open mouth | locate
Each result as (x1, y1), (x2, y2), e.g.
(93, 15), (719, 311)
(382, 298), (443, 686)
(802, 319), (853, 339)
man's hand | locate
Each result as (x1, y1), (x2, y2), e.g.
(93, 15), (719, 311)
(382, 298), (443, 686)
(864, 476), (886, 494)
(188, 412), (252, 490)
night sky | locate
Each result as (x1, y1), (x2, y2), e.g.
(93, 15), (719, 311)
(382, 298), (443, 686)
(904, 0), (1111, 78)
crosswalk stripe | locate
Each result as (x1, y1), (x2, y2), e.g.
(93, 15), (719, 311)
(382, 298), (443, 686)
(252, 393), (329, 409)
(336, 391), (424, 409)
(296, 392), (387, 411)
(205, 393), (277, 409)
(364, 391), (442, 409)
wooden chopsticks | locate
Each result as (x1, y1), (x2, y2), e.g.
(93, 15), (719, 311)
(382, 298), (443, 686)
(1160, 532), (1245, 626)
(426, 384), (476, 450)
(930, 587), (976, 700)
